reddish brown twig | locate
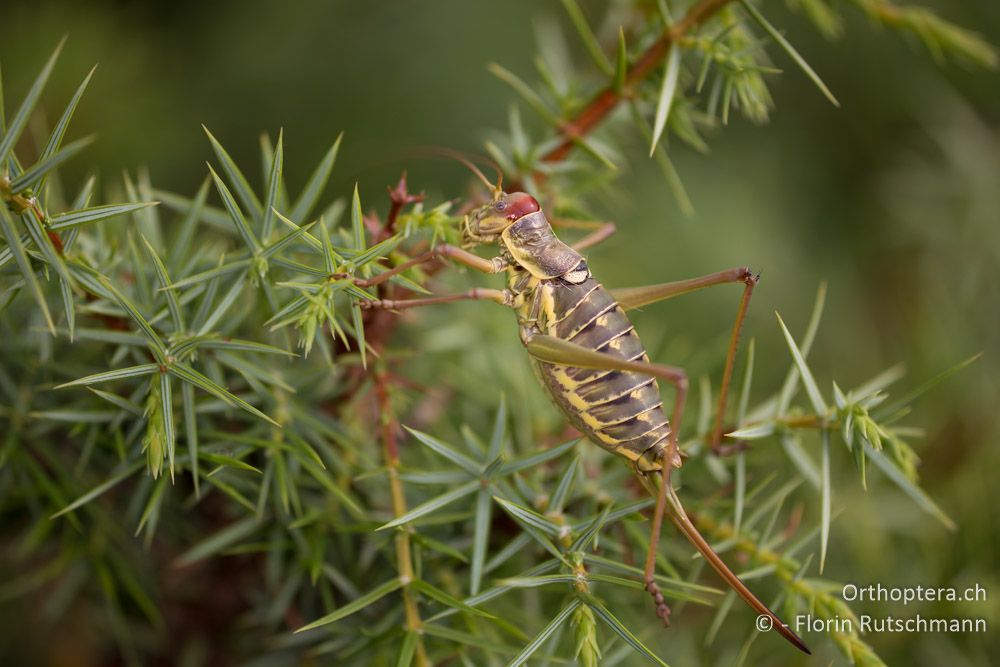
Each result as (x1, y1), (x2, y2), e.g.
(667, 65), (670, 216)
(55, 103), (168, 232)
(541, 0), (735, 164)
(384, 172), (425, 238)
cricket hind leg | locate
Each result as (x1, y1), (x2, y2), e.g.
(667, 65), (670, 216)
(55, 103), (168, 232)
(661, 478), (811, 653)
(636, 453), (811, 653)
(610, 266), (758, 453)
(521, 333), (688, 625)
(523, 334), (809, 653)
(642, 458), (677, 626)
(639, 373), (687, 627)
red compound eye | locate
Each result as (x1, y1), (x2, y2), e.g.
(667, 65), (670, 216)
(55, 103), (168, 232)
(499, 193), (540, 221)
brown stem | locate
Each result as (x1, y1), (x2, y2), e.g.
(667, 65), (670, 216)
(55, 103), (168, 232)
(375, 371), (429, 667)
(540, 0), (735, 164)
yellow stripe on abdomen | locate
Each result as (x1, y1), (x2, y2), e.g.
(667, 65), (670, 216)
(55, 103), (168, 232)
(532, 278), (671, 470)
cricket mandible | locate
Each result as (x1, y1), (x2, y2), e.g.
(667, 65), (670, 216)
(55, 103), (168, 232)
(358, 171), (810, 655)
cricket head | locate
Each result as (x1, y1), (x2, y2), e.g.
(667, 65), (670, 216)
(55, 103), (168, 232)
(463, 191), (541, 245)
(437, 150), (540, 247)
(469, 191), (585, 280)
(439, 149), (567, 268)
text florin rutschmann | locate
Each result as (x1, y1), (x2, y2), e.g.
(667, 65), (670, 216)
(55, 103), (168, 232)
(790, 583), (988, 636)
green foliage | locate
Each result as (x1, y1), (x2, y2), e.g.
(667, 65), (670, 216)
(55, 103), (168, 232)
(0, 2), (992, 665)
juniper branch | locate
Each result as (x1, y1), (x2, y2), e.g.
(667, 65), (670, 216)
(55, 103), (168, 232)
(541, 0), (737, 165)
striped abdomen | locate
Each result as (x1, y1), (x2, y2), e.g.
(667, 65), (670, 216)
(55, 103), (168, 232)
(530, 275), (669, 472)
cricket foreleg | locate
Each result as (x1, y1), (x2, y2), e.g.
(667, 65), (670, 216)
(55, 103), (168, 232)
(360, 288), (511, 311)
(611, 267), (758, 452)
(348, 244), (507, 289)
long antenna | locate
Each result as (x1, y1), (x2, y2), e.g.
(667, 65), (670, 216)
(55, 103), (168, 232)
(420, 147), (502, 197)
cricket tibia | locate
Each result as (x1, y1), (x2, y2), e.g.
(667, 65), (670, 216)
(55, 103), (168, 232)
(662, 483), (811, 655)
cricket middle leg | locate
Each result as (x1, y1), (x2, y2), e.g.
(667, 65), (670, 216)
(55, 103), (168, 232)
(611, 267), (758, 452)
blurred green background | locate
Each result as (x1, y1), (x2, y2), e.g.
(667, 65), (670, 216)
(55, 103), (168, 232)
(1, 0), (998, 664)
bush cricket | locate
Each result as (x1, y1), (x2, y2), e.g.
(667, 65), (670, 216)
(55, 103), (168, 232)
(355, 167), (810, 655)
